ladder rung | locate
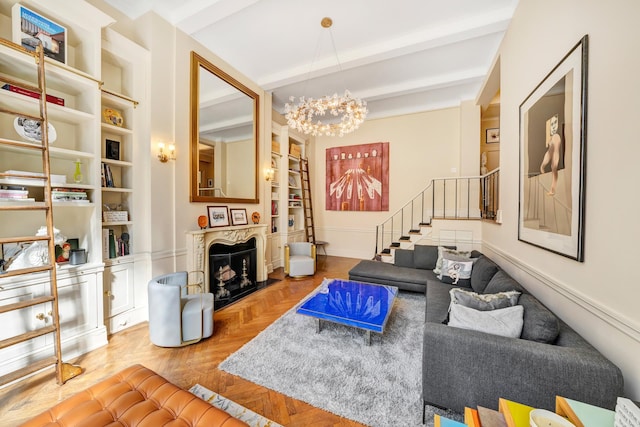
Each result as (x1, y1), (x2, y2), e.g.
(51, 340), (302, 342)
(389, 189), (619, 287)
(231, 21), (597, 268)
(0, 107), (42, 121)
(0, 73), (42, 94)
(0, 265), (53, 278)
(0, 325), (57, 350)
(0, 204), (49, 212)
(0, 137), (46, 150)
(0, 295), (55, 314)
(0, 356), (57, 387)
(0, 235), (50, 245)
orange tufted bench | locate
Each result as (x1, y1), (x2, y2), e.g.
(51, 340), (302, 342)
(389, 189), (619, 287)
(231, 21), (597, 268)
(20, 364), (248, 427)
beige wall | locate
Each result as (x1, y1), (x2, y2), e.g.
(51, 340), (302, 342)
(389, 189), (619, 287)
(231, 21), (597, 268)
(484, 0), (640, 398)
(311, 108), (461, 259)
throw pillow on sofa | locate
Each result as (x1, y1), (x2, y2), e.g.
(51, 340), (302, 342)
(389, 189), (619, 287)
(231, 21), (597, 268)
(433, 246), (467, 274)
(518, 294), (560, 343)
(450, 288), (521, 311)
(438, 258), (474, 286)
(448, 303), (524, 338)
(413, 244), (439, 270)
(469, 255), (500, 293)
(483, 270), (526, 294)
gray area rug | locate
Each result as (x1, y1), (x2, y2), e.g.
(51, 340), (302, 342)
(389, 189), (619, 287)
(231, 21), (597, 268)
(219, 288), (462, 426)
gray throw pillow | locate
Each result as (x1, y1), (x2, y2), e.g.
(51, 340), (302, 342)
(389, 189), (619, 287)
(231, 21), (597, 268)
(519, 294), (560, 343)
(483, 270), (525, 294)
(393, 249), (414, 268)
(470, 255), (500, 293)
(448, 303), (524, 338)
(450, 288), (521, 311)
(413, 245), (438, 270)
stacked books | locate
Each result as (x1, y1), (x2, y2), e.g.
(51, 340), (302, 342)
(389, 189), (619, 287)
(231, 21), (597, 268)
(52, 187), (89, 202)
(0, 186), (33, 202)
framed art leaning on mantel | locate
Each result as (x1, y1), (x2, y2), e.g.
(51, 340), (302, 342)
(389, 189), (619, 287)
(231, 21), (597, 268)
(518, 35), (588, 261)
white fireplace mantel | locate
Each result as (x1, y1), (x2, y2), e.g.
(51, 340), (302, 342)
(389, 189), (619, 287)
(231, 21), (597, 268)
(186, 224), (268, 293)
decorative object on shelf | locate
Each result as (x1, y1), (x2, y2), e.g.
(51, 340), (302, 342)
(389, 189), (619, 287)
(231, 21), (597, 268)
(73, 159), (83, 183)
(288, 215), (294, 230)
(326, 142), (390, 211)
(230, 208), (248, 226)
(11, 4), (67, 64)
(518, 35), (588, 262)
(207, 205), (230, 228)
(251, 211), (260, 224)
(103, 210), (128, 222)
(197, 215), (208, 229)
(2, 226), (66, 272)
(157, 142), (176, 162)
(55, 242), (71, 263)
(264, 167), (275, 181)
(486, 128), (500, 143)
(14, 116), (57, 143)
(103, 107), (123, 127)
(105, 139), (120, 161)
(284, 17), (367, 137)
(530, 409), (576, 427)
(69, 248), (87, 265)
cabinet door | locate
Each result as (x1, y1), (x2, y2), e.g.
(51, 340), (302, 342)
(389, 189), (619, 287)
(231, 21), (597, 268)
(56, 273), (101, 341)
(104, 262), (134, 318)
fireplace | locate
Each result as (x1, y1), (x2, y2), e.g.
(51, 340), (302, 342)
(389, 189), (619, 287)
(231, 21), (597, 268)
(209, 238), (257, 310)
(185, 224), (268, 305)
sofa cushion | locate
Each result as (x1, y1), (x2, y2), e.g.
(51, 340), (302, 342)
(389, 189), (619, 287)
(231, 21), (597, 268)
(413, 245), (438, 270)
(450, 288), (521, 311)
(438, 258), (474, 287)
(470, 255), (500, 293)
(393, 249), (415, 268)
(483, 270), (526, 294)
(448, 303), (524, 338)
(349, 259), (433, 288)
(519, 294), (560, 343)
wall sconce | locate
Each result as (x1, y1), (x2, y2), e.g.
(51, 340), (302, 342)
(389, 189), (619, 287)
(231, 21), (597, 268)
(158, 142), (176, 163)
(264, 167), (275, 182)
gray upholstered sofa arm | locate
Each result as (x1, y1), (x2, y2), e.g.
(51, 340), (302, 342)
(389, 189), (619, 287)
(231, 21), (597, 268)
(422, 321), (623, 413)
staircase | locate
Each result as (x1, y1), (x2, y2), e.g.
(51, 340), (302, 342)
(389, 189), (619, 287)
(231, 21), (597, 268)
(375, 168), (499, 261)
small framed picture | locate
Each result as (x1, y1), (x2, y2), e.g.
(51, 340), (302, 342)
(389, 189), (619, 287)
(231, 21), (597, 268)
(12, 4), (67, 65)
(486, 128), (500, 143)
(105, 139), (120, 161)
(207, 206), (229, 228)
(230, 208), (248, 226)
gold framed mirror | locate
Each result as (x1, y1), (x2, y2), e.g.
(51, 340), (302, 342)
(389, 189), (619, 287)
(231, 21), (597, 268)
(190, 51), (259, 203)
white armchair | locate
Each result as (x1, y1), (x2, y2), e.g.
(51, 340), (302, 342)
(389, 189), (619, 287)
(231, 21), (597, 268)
(285, 242), (316, 278)
(148, 271), (214, 347)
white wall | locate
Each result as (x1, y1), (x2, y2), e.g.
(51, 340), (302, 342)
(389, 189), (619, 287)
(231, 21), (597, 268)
(312, 108), (461, 259)
(484, 0), (640, 399)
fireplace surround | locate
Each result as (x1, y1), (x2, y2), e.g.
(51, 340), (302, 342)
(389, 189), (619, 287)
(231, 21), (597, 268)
(186, 224), (268, 298)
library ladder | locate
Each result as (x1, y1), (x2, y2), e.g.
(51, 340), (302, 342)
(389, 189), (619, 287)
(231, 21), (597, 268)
(300, 159), (327, 255)
(0, 40), (82, 386)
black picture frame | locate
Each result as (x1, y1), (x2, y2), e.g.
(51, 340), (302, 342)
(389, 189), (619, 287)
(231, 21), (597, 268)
(106, 139), (120, 161)
(518, 35), (588, 261)
(486, 128), (500, 143)
(207, 206), (230, 228)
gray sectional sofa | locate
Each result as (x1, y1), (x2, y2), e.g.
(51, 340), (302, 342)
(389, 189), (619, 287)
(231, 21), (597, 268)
(348, 246), (624, 415)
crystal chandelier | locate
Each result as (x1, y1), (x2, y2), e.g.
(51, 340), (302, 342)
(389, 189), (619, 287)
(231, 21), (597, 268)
(285, 18), (368, 137)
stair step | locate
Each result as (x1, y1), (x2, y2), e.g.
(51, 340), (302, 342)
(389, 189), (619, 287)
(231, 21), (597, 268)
(408, 229), (421, 234)
(381, 248), (391, 254)
(419, 222), (431, 226)
(398, 236), (410, 241)
(390, 242), (400, 248)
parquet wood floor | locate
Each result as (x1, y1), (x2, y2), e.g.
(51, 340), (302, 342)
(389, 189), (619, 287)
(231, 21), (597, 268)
(0, 256), (366, 427)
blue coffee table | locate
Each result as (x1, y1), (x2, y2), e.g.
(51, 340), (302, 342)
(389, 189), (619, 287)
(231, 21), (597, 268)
(296, 278), (398, 345)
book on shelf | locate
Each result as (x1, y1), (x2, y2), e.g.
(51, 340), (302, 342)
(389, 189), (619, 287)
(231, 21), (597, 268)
(1, 83), (65, 106)
(102, 162), (115, 187)
(108, 229), (116, 259)
(477, 406), (507, 427)
(433, 414), (466, 427)
(51, 187), (88, 202)
(0, 188), (29, 199)
(464, 407), (481, 427)
(102, 228), (110, 259)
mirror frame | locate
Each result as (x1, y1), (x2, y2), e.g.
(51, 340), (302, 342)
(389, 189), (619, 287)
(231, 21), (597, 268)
(190, 51), (260, 204)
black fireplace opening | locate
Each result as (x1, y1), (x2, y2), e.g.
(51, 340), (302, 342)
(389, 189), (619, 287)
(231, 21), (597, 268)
(209, 238), (258, 310)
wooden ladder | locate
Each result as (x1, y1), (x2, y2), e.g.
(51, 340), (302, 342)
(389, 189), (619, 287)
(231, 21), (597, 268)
(300, 159), (327, 255)
(0, 40), (82, 386)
